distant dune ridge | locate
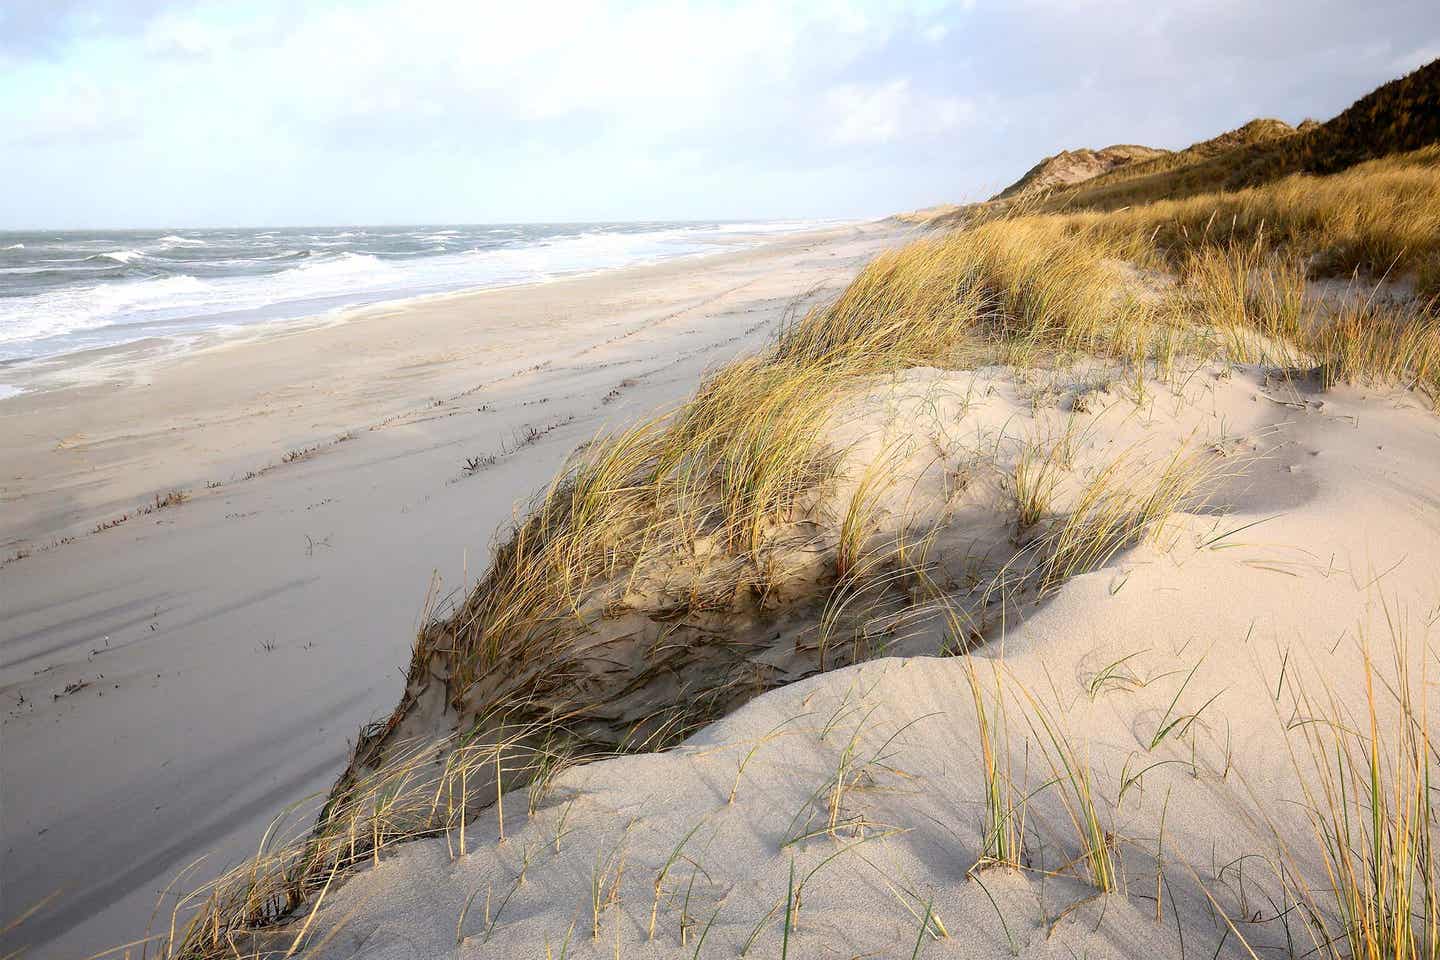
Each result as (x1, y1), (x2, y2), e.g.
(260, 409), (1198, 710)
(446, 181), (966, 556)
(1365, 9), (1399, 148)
(1030, 117), (1304, 198)
(81, 58), (1440, 960)
(991, 143), (1170, 199)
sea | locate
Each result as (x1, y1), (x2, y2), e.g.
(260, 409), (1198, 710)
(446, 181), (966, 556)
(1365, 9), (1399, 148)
(0, 220), (836, 388)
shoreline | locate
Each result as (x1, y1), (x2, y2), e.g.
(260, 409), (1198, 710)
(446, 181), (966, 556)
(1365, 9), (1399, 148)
(0, 221), (892, 558)
(0, 220), (860, 396)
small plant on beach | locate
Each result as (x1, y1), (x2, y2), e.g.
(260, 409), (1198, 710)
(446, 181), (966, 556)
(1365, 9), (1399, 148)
(1308, 297), (1440, 401)
(1017, 684), (1117, 894)
(526, 736), (576, 816)
(782, 705), (930, 849)
(1084, 650), (1148, 700)
(647, 821), (705, 941)
(965, 658), (1024, 869)
(590, 828), (631, 940)
(729, 714), (807, 804)
(835, 449), (896, 580)
(1033, 443), (1218, 597)
(1012, 436), (1064, 529)
(152, 489), (189, 510)
(1147, 655), (1224, 751)
(1182, 240), (1308, 366)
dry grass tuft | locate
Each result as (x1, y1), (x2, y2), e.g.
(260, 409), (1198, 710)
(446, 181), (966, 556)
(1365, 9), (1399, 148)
(1309, 298), (1440, 400)
(1063, 145), (1440, 294)
(1278, 613), (1439, 959)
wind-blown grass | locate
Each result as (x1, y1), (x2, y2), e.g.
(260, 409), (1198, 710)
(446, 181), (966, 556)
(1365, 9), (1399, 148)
(1060, 145), (1440, 296)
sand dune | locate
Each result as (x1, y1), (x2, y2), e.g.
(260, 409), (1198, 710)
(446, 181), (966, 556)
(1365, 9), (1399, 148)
(135, 163), (1440, 958)
(278, 360), (1440, 959)
(9, 98), (1440, 960)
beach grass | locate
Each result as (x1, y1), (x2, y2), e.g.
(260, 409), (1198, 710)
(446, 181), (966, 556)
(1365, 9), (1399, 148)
(1281, 613), (1439, 959)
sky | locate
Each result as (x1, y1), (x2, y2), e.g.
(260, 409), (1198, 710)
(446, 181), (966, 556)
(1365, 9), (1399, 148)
(1, 0), (1437, 229)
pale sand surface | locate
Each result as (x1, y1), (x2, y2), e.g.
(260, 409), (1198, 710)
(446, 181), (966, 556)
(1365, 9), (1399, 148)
(291, 361), (1440, 959)
(0, 222), (906, 959)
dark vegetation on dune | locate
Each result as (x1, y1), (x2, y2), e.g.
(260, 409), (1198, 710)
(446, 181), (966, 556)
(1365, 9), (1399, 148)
(1037, 57), (1440, 211)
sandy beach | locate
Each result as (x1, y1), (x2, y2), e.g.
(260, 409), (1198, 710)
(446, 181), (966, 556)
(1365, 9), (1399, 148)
(0, 222), (905, 958)
(5, 27), (1439, 960)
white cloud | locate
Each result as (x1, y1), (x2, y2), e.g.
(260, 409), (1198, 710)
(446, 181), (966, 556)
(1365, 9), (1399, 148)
(825, 78), (974, 146)
(143, 14), (225, 59)
(247, 1), (915, 128)
(9, 78), (139, 146)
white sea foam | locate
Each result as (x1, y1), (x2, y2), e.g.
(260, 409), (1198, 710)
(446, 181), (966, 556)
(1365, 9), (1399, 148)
(0, 275), (209, 347)
(0, 384), (24, 401)
(93, 249), (146, 264)
(3, 243), (24, 250)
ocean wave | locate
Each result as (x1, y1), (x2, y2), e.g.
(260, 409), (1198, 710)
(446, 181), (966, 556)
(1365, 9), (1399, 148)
(0, 274), (209, 348)
(202, 249), (311, 266)
(0, 220), (836, 362)
(157, 235), (207, 248)
(89, 249), (147, 264)
(301, 251), (386, 274)
(0, 263), (121, 276)
(3, 243), (24, 250)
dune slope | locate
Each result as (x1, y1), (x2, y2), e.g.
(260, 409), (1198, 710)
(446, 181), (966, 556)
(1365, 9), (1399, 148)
(292, 361), (1440, 960)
